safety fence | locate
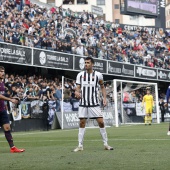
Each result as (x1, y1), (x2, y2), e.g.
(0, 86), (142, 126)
(9, 99), (170, 130)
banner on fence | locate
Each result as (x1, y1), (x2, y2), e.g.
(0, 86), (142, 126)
(20, 100), (44, 119)
(9, 102), (22, 121)
(20, 101), (31, 118)
(123, 103), (136, 116)
(108, 61), (134, 77)
(0, 43), (32, 64)
(136, 102), (145, 116)
(30, 100), (44, 118)
(55, 107), (115, 129)
(33, 49), (73, 70)
(102, 108), (115, 126)
(158, 70), (170, 81)
(135, 66), (157, 80)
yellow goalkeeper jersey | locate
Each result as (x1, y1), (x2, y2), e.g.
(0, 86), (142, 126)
(142, 95), (154, 108)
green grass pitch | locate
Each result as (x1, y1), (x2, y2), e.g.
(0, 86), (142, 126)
(0, 123), (170, 170)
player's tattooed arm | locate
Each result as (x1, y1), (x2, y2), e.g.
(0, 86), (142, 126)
(99, 80), (107, 107)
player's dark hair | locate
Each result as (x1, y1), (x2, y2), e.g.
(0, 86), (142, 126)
(85, 57), (94, 64)
(0, 66), (5, 71)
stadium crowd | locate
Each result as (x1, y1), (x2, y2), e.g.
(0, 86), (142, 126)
(4, 72), (166, 110)
(0, 0), (170, 70)
(3, 73), (79, 113)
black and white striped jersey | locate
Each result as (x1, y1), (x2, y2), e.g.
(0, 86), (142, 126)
(76, 70), (103, 107)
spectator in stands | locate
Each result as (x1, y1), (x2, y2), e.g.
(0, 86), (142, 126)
(24, 82), (32, 92)
(5, 77), (12, 91)
(10, 85), (18, 98)
(34, 36), (41, 48)
(49, 84), (56, 100)
(46, 39), (53, 50)
(129, 91), (137, 103)
(15, 0), (21, 11)
(21, 77), (27, 89)
(41, 38), (47, 49)
(55, 84), (62, 112)
(130, 55), (136, 64)
(12, 77), (22, 88)
(34, 85), (41, 99)
(5, 32), (13, 43)
(76, 44), (84, 56)
(24, 87), (39, 101)
(40, 81), (51, 101)
(16, 87), (24, 99)
(25, 0), (30, 8)
(39, 16), (48, 28)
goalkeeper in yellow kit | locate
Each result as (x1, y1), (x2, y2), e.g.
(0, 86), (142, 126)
(142, 88), (154, 125)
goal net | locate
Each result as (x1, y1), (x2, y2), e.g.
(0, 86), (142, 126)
(113, 79), (160, 127)
(55, 77), (159, 129)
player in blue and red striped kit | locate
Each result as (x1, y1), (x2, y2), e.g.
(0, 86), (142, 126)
(165, 85), (170, 135)
(166, 85), (170, 103)
(0, 66), (25, 153)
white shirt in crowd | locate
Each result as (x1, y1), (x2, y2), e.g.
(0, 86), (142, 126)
(76, 46), (84, 56)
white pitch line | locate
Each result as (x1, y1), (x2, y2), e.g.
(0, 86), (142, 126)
(0, 138), (170, 143)
(0, 126), (115, 137)
(0, 129), (78, 137)
(0, 123), (166, 138)
(0, 124), (142, 137)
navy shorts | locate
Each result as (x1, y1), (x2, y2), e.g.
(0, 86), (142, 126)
(0, 110), (10, 127)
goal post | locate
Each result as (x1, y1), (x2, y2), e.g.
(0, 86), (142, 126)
(113, 79), (160, 127)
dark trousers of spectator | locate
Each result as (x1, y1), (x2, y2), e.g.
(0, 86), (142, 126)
(56, 100), (61, 112)
(42, 101), (49, 131)
(161, 111), (165, 122)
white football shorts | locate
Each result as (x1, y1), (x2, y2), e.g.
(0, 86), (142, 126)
(78, 106), (103, 119)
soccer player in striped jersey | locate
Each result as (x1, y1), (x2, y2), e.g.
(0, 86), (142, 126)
(166, 85), (170, 104)
(73, 57), (113, 152)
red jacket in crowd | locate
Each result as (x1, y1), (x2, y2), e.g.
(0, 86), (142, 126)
(16, 0), (21, 5)
(117, 27), (122, 34)
(25, 0), (30, 6)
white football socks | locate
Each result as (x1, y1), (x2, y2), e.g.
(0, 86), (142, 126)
(100, 128), (108, 146)
(78, 128), (108, 147)
(78, 128), (86, 147)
